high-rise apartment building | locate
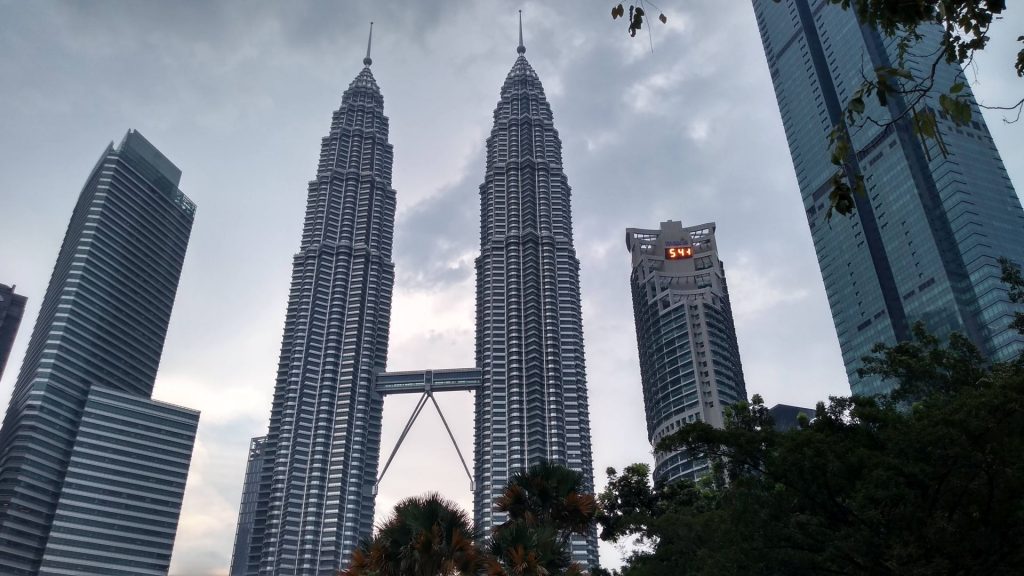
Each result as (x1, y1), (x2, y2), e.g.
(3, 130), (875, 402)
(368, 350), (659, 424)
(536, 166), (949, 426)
(238, 37), (396, 575)
(752, 0), (1024, 395)
(472, 30), (599, 566)
(0, 130), (199, 575)
(626, 221), (747, 484)
(0, 284), (27, 382)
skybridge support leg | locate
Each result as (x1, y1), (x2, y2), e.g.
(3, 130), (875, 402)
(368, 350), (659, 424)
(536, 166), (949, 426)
(428, 392), (475, 492)
(374, 392), (429, 495)
(373, 390), (477, 495)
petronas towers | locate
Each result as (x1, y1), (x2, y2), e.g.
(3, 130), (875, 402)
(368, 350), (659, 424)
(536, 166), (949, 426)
(473, 39), (597, 563)
(230, 23), (598, 575)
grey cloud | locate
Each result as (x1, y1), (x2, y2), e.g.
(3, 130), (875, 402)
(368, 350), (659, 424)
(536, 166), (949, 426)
(393, 153), (482, 291)
(1, 2), (1021, 575)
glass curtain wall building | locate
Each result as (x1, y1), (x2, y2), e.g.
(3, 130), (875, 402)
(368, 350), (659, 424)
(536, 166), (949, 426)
(752, 0), (1024, 395)
(473, 33), (599, 566)
(238, 42), (397, 575)
(625, 221), (747, 484)
(0, 130), (199, 575)
(0, 283), (27, 382)
(229, 436), (269, 576)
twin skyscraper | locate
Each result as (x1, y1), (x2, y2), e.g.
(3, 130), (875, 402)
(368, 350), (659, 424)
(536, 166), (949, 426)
(2, 3), (1023, 575)
(228, 22), (600, 575)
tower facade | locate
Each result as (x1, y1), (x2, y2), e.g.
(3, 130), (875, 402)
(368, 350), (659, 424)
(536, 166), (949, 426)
(240, 45), (396, 575)
(626, 221), (747, 484)
(753, 0), (1024, 395)
(0, 283), (27, 382)
(0, 130), (199, 575)
(472, 36), (599, 566)
(229, 436), (269, 576)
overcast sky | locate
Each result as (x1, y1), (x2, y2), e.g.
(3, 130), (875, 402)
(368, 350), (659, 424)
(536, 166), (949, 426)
(1, 1), (1021, 574)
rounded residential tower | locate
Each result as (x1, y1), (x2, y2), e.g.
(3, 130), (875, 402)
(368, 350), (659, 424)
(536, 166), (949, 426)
(626, 221), (747, 484)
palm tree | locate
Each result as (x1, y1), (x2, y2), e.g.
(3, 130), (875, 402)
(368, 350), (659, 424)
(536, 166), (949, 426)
(343, 493), (482, 576)
(484, 521), (583, 576)
(486, 462), (597, 576)
(496, 461), (596, 535)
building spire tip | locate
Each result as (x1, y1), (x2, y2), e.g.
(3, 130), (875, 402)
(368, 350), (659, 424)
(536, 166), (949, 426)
(517, 10), (525, 54)
(363, 22), (374, 67)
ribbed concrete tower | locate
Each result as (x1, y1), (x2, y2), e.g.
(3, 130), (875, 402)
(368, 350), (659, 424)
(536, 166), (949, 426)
(241, 26), (396, 575)
(473, 20), (599, 566)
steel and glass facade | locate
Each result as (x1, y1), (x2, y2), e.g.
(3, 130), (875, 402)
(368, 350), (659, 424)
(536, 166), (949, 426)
(0, 283), (27, 382)
(38, 387), (199, 575)
(237, 33), (601, 574)
(473, 42), (599, 566)
(229, 436), (269, 576)
(239, 57), (396, 575)
(753, 0), (1024, 395)
(0, 130), (198, 575)
(626, 221), (747, 484)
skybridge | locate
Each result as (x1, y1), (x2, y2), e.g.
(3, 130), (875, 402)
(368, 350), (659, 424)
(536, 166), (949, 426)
(371, 367), (482, 495)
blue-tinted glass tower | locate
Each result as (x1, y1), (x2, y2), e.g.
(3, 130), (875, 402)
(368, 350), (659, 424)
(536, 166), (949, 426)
(753, 0), (1024, 394)
(0, 130), (199, 575)
(626, 221), (747, 484)
(239, 38), (396, 576)
(473, 32), (599, 566)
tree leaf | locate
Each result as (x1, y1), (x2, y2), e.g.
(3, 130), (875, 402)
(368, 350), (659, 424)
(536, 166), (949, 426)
(949, 82), (966, 94)
(659, 13), (667, 24)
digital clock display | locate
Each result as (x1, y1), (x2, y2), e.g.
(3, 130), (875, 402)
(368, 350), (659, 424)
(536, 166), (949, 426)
(665, 245), (693, 260)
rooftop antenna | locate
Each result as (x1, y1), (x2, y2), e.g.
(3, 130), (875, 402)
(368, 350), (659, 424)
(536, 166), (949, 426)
(364, 22), (373, 66)
(517, 10), (525, 55)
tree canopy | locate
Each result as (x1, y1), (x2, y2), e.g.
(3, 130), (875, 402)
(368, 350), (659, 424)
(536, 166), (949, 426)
(343, 463), (598, 576)
(596, 328), (1024, 575)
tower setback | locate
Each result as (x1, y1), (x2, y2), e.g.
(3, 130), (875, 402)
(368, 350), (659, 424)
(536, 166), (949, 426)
(0, 130), (199, 575)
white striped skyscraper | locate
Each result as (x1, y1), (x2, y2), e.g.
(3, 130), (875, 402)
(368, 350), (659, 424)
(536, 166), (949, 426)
(472, 30), (599, 567)
(0, 130), (199, 575)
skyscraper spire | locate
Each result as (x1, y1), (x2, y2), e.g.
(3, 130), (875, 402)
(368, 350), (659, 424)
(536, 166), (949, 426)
(364, 21), (373, 66)
(517, 10), (525, 54)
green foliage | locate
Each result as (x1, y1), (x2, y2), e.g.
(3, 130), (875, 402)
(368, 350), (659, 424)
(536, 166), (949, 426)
(486, 462), (597, 576)
(765, 0), (1021, 218)
(344, 464), (599, 576)
(611, 3), (667, 39)
(597, 330), (1024, 575)
(343, 493), (481, 576)
(999, 257), (1024, 334)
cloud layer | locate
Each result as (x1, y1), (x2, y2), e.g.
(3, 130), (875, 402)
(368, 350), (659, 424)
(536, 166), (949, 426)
(1, 2), (1021, 574)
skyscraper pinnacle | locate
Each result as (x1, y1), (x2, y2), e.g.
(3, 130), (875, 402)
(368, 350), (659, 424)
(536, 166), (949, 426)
(517, 10), (525, 54)
(364, 21), (373, 67)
